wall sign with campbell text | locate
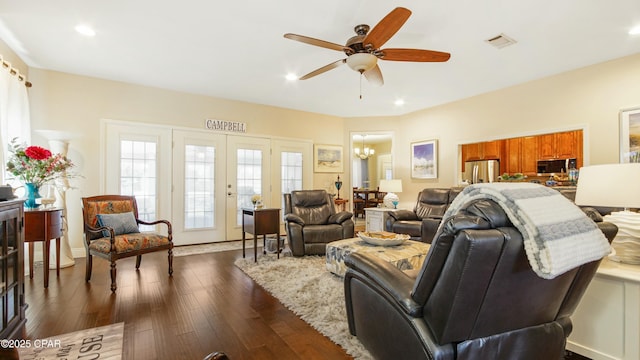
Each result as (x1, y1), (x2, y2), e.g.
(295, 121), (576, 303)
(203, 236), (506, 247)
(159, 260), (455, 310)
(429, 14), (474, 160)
(205, 119), (247, 133)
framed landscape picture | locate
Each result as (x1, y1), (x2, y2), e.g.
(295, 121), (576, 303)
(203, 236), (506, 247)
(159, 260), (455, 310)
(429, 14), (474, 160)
(620, 107), (640, 163)
(411, 139), (438, 179)
(314, 144), (343, 173)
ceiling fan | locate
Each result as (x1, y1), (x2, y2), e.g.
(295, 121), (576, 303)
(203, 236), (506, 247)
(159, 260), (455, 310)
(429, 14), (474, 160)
(284, 7), (451, 86)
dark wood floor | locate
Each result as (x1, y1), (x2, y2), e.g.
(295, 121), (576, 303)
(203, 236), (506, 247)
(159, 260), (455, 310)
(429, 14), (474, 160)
(22, 247), (592, 360)
(23, 249), (351, 360)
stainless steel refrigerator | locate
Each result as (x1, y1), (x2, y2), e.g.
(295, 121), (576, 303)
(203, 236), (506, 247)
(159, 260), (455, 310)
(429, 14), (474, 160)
(462, 159), (500, 184)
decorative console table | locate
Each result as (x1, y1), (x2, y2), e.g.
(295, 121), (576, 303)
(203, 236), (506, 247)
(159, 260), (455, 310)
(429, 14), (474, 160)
(567, 257), (640, 360)
(25, 208), (63, 288)
(0, 199), (27, 340)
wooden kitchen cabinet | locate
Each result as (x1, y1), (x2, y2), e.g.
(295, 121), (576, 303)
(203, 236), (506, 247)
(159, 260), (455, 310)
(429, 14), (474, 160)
(557, 130), (582, 161)
(502, 136), (537, 176)
(504, 138), (521, 174)
(537, 133), (556, 160)
(521, 136), (539, 175)
(461, 130), (581, 176)
(461, 140), (503, 172)
(538, 130), (581, 160)
(482, 140), (502, 160)
(461, 143), (482, 162)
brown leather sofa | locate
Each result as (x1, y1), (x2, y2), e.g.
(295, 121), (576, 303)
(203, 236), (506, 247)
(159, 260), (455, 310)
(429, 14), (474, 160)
(284, 190), (354, 256)
(385, 188), (463, 243)
(345, 198), (617, 360)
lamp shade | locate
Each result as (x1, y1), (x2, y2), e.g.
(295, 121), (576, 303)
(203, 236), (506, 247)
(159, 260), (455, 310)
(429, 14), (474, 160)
(379, 179), (403, 193)
(346, 53), (378, 73)
(575, 163), (640, 208)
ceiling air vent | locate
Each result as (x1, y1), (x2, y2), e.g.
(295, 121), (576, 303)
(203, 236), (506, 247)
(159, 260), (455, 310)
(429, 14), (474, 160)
(485, 33), (517, 49)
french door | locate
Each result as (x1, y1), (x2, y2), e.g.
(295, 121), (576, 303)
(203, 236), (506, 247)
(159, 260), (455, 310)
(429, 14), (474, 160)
(171, 130), (226, 245)
(103, 122), (172, 232)
(103, 121), (311, 245)
(225, 135), (271, 240)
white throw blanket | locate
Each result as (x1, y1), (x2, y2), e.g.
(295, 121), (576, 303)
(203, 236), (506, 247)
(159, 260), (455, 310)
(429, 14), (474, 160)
(443, 183), (610, 279)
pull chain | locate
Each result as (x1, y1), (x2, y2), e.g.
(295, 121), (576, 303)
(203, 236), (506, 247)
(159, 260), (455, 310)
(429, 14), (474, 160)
(359, 72), (363, 99)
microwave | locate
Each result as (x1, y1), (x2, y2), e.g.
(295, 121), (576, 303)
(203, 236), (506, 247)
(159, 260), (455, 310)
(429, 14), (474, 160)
(537, 158), (576, 174)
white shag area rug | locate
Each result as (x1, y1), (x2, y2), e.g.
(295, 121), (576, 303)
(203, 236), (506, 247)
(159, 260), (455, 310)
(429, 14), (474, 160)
(234, 255), (372, 359)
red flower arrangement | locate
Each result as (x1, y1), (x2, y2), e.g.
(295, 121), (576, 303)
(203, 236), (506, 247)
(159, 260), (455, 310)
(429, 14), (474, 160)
(5, 139), (75, 187)
(24, 146), (52, 161)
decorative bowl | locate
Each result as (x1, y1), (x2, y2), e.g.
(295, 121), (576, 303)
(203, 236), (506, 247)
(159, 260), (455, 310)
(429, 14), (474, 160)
(357, 231), (410, 246)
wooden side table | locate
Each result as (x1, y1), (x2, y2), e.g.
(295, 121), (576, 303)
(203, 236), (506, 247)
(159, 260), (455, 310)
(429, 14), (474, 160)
(334, 198), (348, 212)
(242, 208), (281, 262)
(25, 208), (63, 288)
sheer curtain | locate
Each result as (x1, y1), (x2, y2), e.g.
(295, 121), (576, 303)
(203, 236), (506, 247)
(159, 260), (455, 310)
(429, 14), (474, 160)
(0, 63), (31, 184)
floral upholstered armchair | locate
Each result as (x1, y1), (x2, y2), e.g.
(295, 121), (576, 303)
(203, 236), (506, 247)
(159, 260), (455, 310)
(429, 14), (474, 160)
(81, 195), (173, 292)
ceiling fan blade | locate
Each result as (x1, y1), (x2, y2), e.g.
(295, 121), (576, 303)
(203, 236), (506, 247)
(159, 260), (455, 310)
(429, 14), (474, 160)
(363, 7), (411, 49)
(363, 65), (383, 86)
(299, 59), (346, 80)
(284, 33), (347, 52)
(381, 48), (451, 62)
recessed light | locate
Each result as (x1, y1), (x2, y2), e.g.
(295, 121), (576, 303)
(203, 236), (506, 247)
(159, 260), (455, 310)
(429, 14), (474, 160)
(629, 25), (640, 35)
(285, 73), (298, 81)
(75, 24), (96, 37)
(394, 99), (405, 106)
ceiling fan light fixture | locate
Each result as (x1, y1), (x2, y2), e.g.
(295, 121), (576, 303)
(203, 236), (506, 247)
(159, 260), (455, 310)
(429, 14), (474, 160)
(346, 53), (377, 73)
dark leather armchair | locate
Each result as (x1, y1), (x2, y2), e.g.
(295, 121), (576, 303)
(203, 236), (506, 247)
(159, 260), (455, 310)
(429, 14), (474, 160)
(386, 188), (462, 243)
(284, 190), (354, 256)
(345, 198), (617, 360)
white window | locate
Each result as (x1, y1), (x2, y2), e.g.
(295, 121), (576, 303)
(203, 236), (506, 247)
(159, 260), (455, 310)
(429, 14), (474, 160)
(184, 145), (215, 229)
(120, 140), (157, 223)
(236, 148), (263, 224)
(281, 151), (303, 208)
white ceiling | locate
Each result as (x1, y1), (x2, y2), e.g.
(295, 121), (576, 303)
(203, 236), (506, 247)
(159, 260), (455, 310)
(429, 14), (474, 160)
(1, 1), (640, 118)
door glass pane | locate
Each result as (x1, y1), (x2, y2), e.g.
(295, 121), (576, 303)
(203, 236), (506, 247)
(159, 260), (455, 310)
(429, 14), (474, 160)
(184, 145), (215, 229)
(120, 140), (157, 229)
(281, 151), (303, 209)
(236, 148), (262, 224)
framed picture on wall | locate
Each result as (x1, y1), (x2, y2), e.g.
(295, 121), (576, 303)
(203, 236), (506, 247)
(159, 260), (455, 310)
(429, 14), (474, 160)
(314, 144), (343, 173)
(619, 107), (640, 163)
(411, 139), (438, 179)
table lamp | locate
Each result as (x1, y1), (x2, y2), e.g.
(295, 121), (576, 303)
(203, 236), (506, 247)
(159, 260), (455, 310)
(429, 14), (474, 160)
(379, 179), (403, 208)
(335, 175), (343, 199)
(575, 163), (640, 264)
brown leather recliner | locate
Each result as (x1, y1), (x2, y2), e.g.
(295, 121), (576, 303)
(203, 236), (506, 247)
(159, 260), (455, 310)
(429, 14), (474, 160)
(284, 190), (354, 256)
(386, 188), (463, 243)
(345, 198), (617, 360)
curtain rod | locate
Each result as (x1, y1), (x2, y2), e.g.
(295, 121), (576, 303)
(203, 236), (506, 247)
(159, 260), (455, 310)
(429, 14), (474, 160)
(1, 56), (32, 88)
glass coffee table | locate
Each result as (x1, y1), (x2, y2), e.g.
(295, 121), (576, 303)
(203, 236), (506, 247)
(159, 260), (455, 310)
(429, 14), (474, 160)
(325, 237), (430, 277)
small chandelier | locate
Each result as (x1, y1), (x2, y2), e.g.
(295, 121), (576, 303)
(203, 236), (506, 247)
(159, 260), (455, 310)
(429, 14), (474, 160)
(354, 135), (375, 160)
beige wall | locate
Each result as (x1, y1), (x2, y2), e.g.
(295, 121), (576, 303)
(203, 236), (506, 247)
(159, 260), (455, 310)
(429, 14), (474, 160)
(346, 53), (640, 209)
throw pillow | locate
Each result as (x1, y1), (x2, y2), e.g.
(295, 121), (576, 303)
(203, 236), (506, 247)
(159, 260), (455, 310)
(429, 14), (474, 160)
(96, 212), (140, 237)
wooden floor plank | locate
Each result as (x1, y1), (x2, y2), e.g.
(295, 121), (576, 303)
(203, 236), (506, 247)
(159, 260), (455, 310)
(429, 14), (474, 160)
(22, 249), (352, 360)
